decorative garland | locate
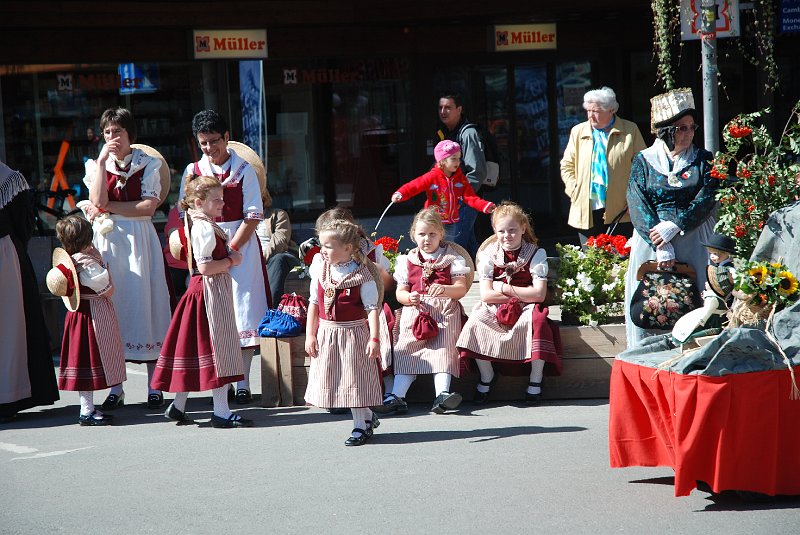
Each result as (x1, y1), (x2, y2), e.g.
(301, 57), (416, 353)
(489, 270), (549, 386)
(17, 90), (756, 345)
(651, 0), (681, 91)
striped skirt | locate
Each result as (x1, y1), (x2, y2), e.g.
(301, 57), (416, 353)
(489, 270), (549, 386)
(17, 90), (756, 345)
(456, 301), (535, 363)
(152, 275), (243, 393)
(392, 297), (463, 376)
(305, 319), (383, 409)
(59, 297), (126, 391)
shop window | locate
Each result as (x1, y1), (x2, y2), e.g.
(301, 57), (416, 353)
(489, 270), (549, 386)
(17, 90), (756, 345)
(514, 65), (551, 216)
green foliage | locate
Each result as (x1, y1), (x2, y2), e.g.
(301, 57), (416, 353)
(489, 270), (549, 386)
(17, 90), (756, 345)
(712, 102), (800, 258)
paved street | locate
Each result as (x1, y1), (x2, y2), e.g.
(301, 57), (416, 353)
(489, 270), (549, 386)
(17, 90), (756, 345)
(1, 363), (798, 535)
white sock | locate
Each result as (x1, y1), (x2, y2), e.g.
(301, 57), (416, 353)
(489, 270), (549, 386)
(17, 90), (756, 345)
(237, 348), (254, 391)
(351, 408), (369, 434)
(172, 392), (189, 412)
(212, 386), (233, 418)
(475, 360), (495, 392)
(79, 391), (95, 416)
(391, 374), (417, 398)
(109, 383), (124, 396)
(434, 373), (452, 396)
(383, 374), (395, 393)
(147, 363), (160, 395)
(528, 360), (545, 394)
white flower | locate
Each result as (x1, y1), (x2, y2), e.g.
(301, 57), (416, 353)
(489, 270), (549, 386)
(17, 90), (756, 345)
(576, 272), (595, 292)
(602, 282), (616, 292)
(565, 278), (575, 286)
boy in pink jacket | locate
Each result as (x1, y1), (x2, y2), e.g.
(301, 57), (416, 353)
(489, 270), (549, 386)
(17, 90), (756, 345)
(392, 140), (495, 231)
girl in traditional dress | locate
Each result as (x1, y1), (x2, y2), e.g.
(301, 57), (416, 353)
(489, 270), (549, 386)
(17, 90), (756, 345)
(83, 107), (171, 410)
(456, 201), (561, 404)
(375, 207), (470, 415)
(48, 216), (126, 426)
(152, 175), (253, 428)
(305, 218), (383, 446)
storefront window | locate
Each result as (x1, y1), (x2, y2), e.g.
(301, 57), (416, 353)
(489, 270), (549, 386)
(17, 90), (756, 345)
(514, 65), (551, 216)
(0, 63), (202, 208)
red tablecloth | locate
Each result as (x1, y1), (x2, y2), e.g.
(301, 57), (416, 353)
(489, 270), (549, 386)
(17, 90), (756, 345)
(609, 359), (800, 497)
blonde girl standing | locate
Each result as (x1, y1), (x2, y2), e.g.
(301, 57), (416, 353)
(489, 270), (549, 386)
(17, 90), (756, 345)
(48, 215), (126, 425)
(456, 202), (561, 404)
(376, 207), (471, 414)
(152, 175), (252, 428)
(305, 219), (383, 446)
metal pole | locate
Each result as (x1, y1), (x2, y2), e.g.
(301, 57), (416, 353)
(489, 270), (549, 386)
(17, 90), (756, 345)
(700, 0), (719, 153)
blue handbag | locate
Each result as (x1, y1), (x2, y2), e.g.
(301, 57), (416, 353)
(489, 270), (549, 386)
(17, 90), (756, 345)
(257, 309), (303, 338)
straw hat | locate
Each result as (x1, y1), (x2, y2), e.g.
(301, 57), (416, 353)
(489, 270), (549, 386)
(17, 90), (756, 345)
(228, 141), (267, 198)
(168, 226), (188, 262)
(650, 87), (696, 133)
(46, 247), (80, 312)
(445, 241), (476, 287)
(130, 143), (171, 207)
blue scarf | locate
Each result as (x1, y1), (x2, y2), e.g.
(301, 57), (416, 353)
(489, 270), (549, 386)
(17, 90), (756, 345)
(589, 118), (614, 205)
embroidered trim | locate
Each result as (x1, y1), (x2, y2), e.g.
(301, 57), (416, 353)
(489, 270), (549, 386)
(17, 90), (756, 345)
(0, 168), (30, 210)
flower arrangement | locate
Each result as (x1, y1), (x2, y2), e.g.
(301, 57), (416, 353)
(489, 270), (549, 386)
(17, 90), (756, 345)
(734, 260), (799, 308)
(555, 233), (630, 326)
(372, 234), (404, 273)
(713, 102), (800, 259)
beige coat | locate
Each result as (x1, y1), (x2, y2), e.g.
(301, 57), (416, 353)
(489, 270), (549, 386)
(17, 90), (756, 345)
(560, 116), (646, 230)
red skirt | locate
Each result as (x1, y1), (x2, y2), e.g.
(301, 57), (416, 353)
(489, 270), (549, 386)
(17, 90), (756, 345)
(59, 300), (117, 391)
(152, 276), (243, 392)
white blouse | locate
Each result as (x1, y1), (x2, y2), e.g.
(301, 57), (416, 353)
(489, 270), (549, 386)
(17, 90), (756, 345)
(477, 246), (548, 281)
(78, 260), (112, 295)
(83, 148), (162, 201)
(191, 220), (218, 265)
(393, 246), (469, 287)
(308, 254), (378, 310)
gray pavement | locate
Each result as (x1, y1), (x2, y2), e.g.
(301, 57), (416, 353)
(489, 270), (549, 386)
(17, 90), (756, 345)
(1, 363), (798, 535)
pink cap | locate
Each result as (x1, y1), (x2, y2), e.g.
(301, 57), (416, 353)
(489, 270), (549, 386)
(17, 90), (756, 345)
(434, 140), (461, 162)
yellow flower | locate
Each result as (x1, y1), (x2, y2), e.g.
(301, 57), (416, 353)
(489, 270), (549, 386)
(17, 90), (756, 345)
(749, 265), (768, 286)
(778, 271), (799, 296)
(771, 262), (783, 269)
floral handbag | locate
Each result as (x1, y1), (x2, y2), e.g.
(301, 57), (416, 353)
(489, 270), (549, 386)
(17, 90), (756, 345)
(629, 261), (701, 330)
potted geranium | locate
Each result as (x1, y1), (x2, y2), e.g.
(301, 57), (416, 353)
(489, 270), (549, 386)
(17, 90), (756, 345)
(555, 233), (630, 326)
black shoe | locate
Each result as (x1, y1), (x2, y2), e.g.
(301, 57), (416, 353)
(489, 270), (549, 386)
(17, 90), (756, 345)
(101, 392), (125, 411)
(525, 381), (542, 405)
(78, 410), (112, 426)
(211, 414), (254, 428)
(365, 413), (381, 438)
(345, 428), (368, 446)
(147, 392), (165, 409)
(372, 393), (408, 415)
(235, 388), (252, 405)
(164, 403), (192, 423)
(431, 391), (463, 414)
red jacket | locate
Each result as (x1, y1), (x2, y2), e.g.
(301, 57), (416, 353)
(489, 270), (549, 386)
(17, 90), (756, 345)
(394, 167), (494, 224)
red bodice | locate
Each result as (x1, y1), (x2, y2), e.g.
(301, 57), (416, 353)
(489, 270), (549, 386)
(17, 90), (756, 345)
(106, 167), (145, 202)
(194, 161), (244, 221)
(316, 283), (367, 322)
(492, 248), (534, 287)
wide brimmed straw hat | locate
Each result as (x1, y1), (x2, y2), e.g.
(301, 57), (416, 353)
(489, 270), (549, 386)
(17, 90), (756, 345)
(650, 87), (696, 133)
(228, 141), (267, 197)
(131, 143), (171, 207)
(168, 226), (188, 262)
(46, 247), (80, 311)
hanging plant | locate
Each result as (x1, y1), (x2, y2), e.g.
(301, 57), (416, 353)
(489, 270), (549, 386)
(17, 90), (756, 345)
(734, 0), (779, 91)
(651, 0), (681, 91)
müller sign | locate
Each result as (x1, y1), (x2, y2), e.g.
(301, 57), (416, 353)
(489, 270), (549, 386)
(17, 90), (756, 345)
(493, 24), (557, 51)
(193, 29), (268, 59)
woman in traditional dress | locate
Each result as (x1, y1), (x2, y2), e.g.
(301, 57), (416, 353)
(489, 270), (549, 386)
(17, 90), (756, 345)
(624, 88), (720, 348)
(83, 107), (171, 409)
(0, 161), (59, 422)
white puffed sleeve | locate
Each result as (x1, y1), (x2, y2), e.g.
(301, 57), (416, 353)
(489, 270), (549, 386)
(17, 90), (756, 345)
(449, 254), (469, 278)
(308, 253), (324, 304)
(393, 254), (409, 286)
(529, 247), (549, 280)
(241, 164), (263, 221)
(360, 280), (379, 310)
(79, 261), (112, 295)
(140, 152), (162, 200)
(476, 249), (496, 280)
(83, 158), (98, 189)
(191, 220), (217, 265)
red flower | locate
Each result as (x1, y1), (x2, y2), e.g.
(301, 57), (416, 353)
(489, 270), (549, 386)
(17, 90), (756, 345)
(710, 168), (726, 180)
(728, 123), (752, 138)
(734, 225), (747, 238)
(737, 165), (752, 179)
(374, 236), (399, 253)
(768, 175), (777, 186)
(303, 245), (320, 266)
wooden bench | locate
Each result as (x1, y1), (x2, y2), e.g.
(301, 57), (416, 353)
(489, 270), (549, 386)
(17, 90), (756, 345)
(260, 260), (626, 407)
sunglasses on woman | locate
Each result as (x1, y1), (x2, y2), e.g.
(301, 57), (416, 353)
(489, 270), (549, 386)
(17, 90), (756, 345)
(668, 124), (700, 134)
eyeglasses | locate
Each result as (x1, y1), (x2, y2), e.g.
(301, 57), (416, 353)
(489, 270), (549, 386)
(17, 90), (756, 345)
(669, 124), (700, 134)
(198, 136), (224, 148)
